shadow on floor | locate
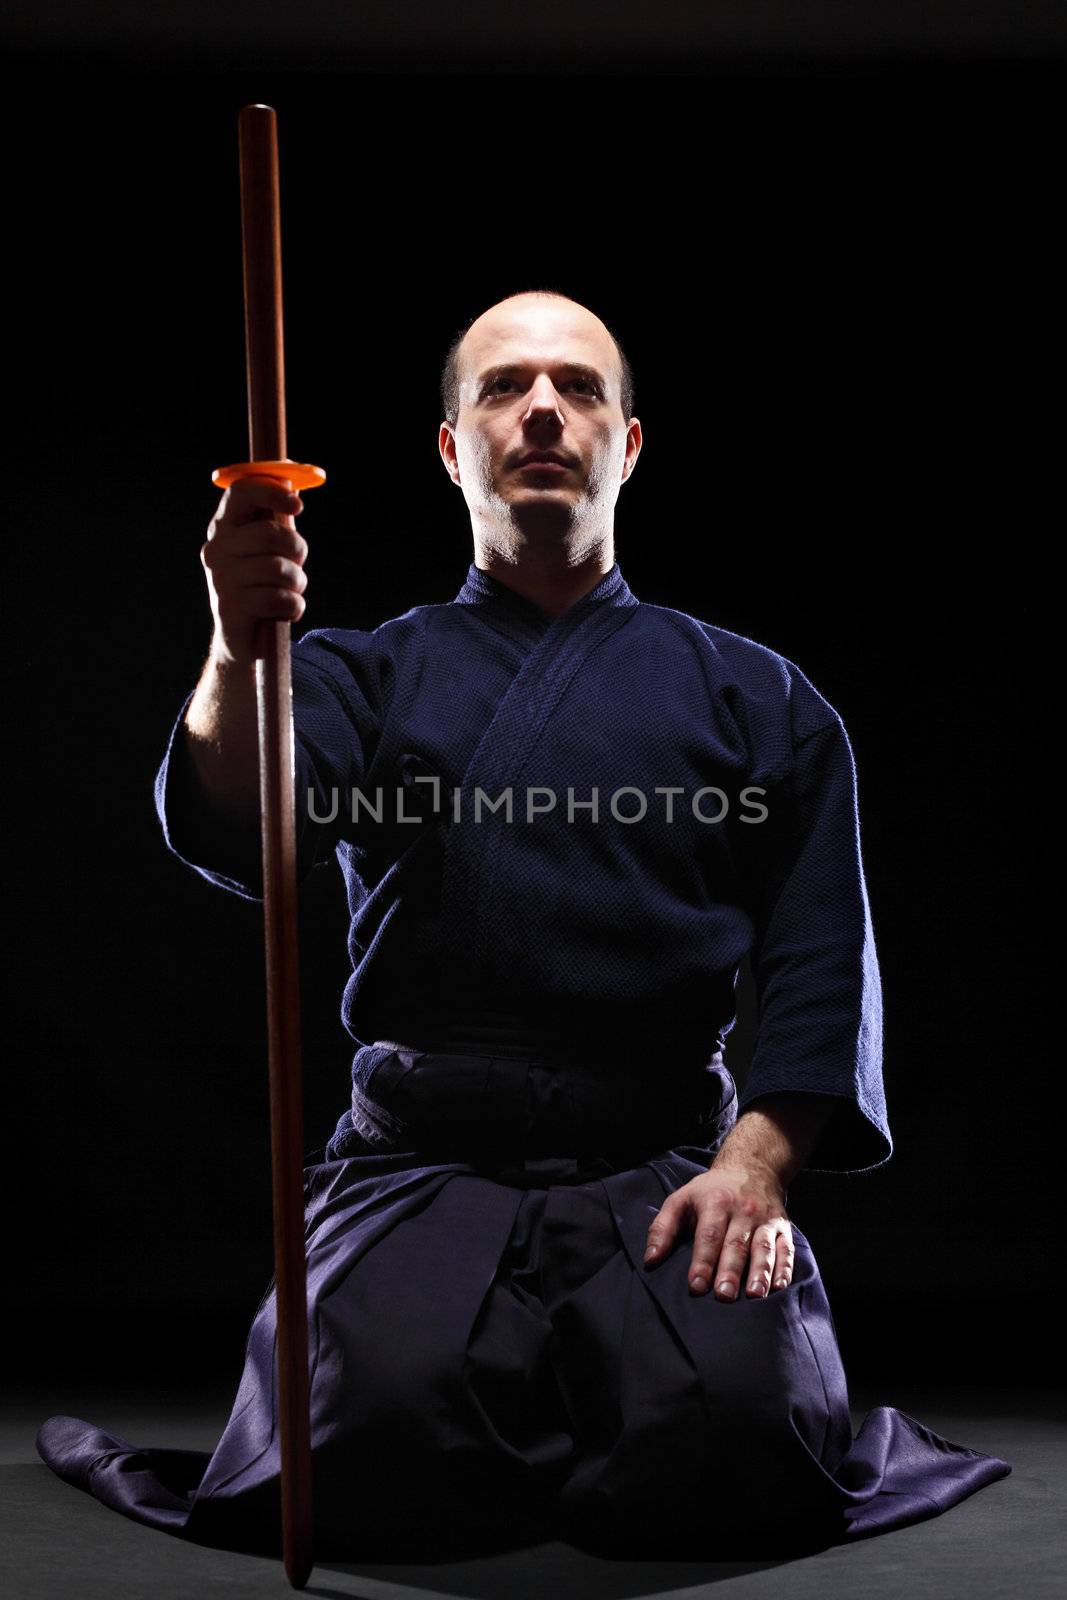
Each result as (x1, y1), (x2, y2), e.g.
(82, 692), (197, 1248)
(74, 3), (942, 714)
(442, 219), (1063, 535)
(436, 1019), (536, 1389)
(4, 1386), (1062, 1600)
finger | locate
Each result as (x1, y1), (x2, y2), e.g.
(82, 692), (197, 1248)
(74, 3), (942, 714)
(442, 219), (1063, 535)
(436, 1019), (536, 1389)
(771, 1232), (795, 1292)
(710, 1225), (755, 1301)
(220, 478), (304, 524)
(229, 555), (308, 594)
(236, 585), (306, 621)
(204, 521), (308, 565)
(229, 521), (308, 560)
(744, 1224), (780, 1298)
(644, 1196), (686, 1264)
(687, 1209), (731, 1294)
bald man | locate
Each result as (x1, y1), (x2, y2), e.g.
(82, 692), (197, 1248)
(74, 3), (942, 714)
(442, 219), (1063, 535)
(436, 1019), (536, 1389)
(37, 290), (1010, 1560)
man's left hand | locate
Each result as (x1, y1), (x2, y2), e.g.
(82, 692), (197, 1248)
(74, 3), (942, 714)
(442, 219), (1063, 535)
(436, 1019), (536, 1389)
(642, 1094), (837, 1298)
(642, 1158), (794, 1299)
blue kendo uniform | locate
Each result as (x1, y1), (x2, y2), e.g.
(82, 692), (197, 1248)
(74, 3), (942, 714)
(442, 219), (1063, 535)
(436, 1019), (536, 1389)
(37, 561), (1010, 1558)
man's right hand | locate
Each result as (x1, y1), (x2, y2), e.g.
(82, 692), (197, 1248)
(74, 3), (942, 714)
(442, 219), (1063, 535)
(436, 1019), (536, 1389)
(201, 475), (308, 667)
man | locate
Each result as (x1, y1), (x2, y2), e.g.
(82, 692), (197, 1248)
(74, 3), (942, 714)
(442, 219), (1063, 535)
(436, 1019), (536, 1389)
(37, 290), (1010, 1560)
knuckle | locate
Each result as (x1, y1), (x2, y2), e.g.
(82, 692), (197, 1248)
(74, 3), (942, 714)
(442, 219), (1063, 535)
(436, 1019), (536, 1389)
(260, 588), (301, 617)
(277, 522), (304, 555)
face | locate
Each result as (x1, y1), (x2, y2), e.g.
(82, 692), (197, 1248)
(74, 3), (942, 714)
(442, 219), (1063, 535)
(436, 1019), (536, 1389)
(439, 296), (641, 542)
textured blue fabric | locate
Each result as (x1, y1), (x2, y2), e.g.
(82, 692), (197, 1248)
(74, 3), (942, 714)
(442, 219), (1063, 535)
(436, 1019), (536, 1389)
(36, 592), (1016, 1554)
(155, 561), (888, 1174)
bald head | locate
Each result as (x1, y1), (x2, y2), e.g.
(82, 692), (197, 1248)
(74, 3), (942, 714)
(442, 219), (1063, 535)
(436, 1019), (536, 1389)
(441, 290), (634, 427)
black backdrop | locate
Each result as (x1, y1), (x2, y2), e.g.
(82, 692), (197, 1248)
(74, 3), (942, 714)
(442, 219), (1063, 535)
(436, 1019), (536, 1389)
(7, 55), (1057, 1395)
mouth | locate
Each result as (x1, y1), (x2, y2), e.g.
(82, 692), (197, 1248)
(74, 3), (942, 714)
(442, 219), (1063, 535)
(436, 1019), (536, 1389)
(517, 458), (572, 473)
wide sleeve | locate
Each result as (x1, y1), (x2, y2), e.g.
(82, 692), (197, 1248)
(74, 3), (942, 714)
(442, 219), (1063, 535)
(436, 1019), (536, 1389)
(153, 628), (382, 902)
(737, 686), (890, 1175)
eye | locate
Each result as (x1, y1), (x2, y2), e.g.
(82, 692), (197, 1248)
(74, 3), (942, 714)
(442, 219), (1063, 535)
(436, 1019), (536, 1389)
(485, 376), (600, 397)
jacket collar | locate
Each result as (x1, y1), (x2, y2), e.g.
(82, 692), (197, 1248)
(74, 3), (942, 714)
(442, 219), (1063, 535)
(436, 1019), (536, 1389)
(453, 559), (635, 630)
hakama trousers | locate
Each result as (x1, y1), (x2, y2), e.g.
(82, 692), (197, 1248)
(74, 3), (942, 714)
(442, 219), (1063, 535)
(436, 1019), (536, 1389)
(37, 1039), (1011, 1559)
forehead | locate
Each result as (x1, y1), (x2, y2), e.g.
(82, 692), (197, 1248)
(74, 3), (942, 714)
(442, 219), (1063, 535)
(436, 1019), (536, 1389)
(461, 298), (617, 388)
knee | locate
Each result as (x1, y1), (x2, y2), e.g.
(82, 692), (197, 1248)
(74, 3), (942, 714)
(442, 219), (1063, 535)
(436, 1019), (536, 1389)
(347, 1355), (456, 1444)
(314, 1318), (459, 1447)
(709, 1351), (830, 1468)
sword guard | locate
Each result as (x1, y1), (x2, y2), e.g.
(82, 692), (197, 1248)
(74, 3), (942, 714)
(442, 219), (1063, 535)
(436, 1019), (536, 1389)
(212, 458), (326, 490)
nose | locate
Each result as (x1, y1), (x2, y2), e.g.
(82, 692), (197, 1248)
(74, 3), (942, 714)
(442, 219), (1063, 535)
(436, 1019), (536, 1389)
(522, 375), (566, 431)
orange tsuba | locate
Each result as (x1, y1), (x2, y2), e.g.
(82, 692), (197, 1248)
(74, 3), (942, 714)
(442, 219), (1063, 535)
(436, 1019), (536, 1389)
(212, 459), (326, 491)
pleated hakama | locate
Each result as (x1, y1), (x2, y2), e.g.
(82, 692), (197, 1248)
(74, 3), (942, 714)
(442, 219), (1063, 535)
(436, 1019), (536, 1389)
(37, 1044), (1011, 1559)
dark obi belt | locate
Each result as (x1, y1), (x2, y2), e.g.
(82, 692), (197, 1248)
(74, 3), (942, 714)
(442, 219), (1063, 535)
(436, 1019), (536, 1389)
(325, 1011), (738, 1185)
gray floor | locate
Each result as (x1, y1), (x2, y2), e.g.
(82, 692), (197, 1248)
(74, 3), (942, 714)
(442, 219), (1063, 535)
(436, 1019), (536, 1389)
(2, 1385), (1062, 1600)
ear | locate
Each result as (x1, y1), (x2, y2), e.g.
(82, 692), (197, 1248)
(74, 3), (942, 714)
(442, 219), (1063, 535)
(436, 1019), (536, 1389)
(621, 417), (643, 483)
(438, 421), (461, 485)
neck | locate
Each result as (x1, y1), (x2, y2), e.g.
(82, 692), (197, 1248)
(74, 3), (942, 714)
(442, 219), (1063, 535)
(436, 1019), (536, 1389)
(472, 539), (615, 620)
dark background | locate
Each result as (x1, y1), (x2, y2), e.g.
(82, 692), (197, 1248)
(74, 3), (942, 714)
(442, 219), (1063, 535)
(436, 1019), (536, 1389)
(6, 8), (1059, 1398)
